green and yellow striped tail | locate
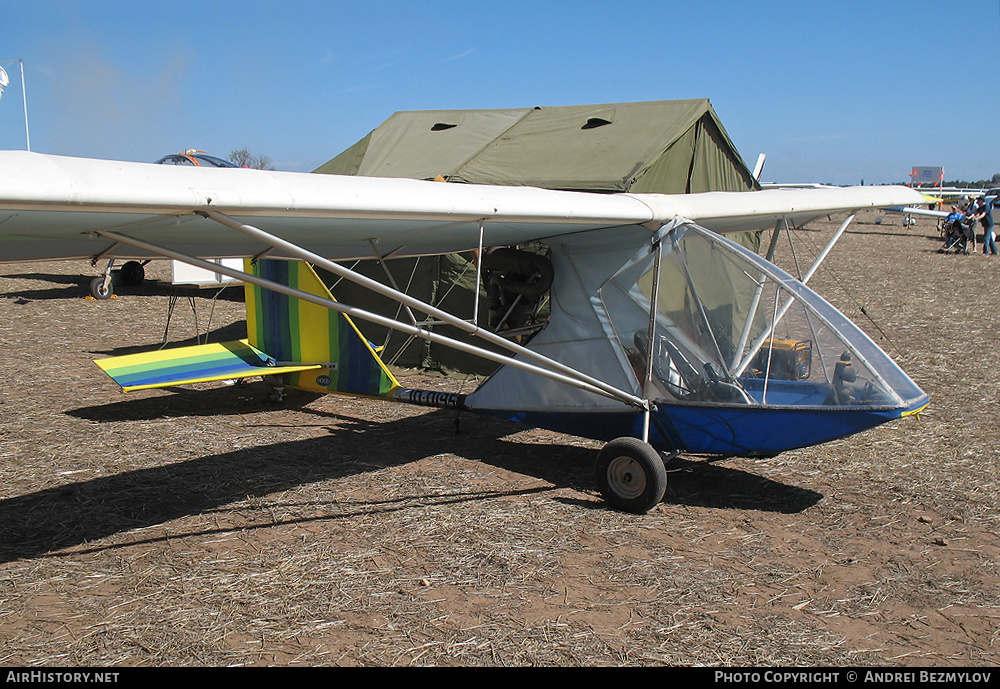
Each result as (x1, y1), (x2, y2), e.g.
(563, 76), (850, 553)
(94, 259), (399, 399)
(245, 259), (399, 399)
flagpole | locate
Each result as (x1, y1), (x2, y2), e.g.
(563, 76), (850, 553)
(18, 59), (29, 151)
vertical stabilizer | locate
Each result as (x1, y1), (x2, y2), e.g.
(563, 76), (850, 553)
(244, 259), (400, 398)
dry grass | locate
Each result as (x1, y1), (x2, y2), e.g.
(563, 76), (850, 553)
(0, 210), (998, 666)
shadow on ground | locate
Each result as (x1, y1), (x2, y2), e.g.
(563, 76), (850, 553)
(0, 389), (821, 561)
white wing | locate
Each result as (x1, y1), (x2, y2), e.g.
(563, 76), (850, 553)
(0, 151), (927, 262)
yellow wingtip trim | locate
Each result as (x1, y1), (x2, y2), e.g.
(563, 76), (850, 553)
(901, 402), (930, 418)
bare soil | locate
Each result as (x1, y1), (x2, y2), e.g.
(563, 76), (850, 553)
(0, 210), (997, 666)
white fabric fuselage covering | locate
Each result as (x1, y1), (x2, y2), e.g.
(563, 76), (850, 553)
(466, 225), (650, 413)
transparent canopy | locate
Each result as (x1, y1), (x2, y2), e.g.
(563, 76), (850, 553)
(598, 223), (925, 410)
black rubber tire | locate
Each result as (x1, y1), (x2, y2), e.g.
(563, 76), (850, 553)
(595, 437), (667, 514)
(120, 260), (146, 286)
(88, 276), (114, 300)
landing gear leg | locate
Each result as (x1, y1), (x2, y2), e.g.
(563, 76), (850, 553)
(595, 437), (667, 514)
(88, 260), (116, 300)
(264, 375), (285, 402)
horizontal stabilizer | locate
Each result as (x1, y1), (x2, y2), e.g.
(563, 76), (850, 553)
(95, 339), (321, 392)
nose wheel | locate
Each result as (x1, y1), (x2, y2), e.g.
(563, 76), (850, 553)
(88, 276), (114, 300)
(595, 437), (667, 514)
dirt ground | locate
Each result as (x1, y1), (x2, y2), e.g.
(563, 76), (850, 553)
(0, 209), (998, 667)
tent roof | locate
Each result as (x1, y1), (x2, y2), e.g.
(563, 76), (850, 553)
(315, 99), (759, 194)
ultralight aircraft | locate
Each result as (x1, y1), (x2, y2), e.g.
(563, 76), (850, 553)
(0, 151), (929, 513)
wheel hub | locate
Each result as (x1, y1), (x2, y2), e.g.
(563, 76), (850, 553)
(607, 456), (646, 499)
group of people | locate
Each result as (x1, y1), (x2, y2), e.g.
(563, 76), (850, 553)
(940, 195), (997, 255)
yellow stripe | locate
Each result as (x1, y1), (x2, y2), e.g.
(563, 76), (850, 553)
(95, 339), (259, 372)
(293, 262), (333, 364)
(901, 402), (930, 418)
(244, 258), (260, 348)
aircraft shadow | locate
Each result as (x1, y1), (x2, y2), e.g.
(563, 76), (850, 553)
(660, 456), (821, 514)
(1, 391), (820, 561)
(68, 384), (322, 421)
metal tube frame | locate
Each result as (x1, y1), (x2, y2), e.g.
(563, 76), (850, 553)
(195, 210), (643, 407)
(94, 225), (646, 409)
(641, 239), (662, 443)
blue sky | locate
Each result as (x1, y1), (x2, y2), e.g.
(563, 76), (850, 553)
(2, 1), (998, 185)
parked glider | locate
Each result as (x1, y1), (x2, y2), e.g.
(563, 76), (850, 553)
(0, 152), (930, 513)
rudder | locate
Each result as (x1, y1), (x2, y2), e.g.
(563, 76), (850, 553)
(244, 258), (400, 398)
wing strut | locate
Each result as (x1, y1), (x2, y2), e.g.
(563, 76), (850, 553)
(640, 236), (662, 444)
(93, 225), (645, 409)
(801, 213), (856, 285)
(733, 213), (877, 380)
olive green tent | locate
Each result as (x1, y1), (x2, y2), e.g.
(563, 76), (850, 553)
(316, 99), (758, 194)
(313, 99), (760, 376)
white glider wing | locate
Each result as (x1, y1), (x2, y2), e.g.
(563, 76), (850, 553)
(0, 151), (927, 262)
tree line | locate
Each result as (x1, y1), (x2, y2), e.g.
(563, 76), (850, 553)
(930, 173), (1000, 189)
(228, 148), (274, 170)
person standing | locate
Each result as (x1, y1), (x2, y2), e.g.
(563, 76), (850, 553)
(973, 197), (998, 255)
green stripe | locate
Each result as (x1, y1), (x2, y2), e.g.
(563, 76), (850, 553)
(287, 262), (300, 362)
(101, 346), (266, 376)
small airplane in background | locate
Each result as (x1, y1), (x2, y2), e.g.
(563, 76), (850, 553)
(881, 186), (1000, 228)
(153, 149), (239, 168)
(86, 150), (243, 296)
(0, 151), (930, 513)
